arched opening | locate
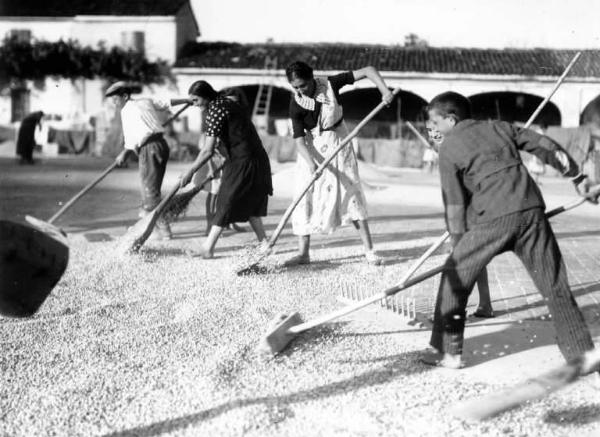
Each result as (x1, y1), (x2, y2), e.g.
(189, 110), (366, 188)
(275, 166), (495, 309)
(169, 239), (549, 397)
(580, 94), (600, 126)
(339, 88), (428, 138)
(469, 91), (561, 127)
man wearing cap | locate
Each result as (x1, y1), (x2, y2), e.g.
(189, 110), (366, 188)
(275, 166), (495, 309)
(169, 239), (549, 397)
(106, 81), (187, 240)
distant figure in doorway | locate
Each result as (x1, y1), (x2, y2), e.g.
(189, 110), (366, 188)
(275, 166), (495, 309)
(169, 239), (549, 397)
(16, 111), (44, 165)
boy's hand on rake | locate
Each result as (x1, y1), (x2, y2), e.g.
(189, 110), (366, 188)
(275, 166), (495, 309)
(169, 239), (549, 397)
(583, 182), (600, 204)
(572, 174), (599, 204)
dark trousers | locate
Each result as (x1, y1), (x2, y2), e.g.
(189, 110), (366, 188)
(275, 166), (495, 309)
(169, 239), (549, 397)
(138, 136), (170, 212)
(430, 208), (594, 361)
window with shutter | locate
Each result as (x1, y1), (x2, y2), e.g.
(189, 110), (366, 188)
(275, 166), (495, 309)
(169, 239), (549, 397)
(9, 29), (32, 43)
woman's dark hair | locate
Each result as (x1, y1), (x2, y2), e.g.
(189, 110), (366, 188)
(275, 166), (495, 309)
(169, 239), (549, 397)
(427, 91), (472, 122)
(188, 80), (218, 100)
(285, 61), (314, 82)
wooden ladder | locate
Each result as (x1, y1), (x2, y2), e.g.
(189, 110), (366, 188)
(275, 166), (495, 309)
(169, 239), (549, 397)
(251, 56), (278, 134)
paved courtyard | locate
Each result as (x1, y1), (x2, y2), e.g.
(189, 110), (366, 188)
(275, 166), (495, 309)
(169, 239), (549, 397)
(1, 151), (599, 436)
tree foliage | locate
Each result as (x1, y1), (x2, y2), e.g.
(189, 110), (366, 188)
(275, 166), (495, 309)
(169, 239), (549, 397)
(0, 36), (173, 90)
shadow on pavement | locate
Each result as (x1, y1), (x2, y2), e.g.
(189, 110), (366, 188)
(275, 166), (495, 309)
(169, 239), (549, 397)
(543, 404), (600, 426)
(100, 349), (428, 437)
(555, 229), (600, 239)
(368, 212), (444, 223)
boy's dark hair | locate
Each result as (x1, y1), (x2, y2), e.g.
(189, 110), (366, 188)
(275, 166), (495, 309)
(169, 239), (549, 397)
(285, 61), (314, 82)
(428, 91), (472, 122)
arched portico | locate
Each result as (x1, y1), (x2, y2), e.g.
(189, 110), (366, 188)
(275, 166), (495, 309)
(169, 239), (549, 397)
(468, 91), (561, 126)
(173, 68), (600, 130)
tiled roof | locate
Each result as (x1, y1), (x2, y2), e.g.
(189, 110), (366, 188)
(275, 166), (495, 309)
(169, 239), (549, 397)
(0, 0), (190, 16)
(175, 42), (600, 78)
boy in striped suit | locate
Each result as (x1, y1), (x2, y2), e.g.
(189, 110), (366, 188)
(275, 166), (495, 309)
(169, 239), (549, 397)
(422, 91), (595, 369)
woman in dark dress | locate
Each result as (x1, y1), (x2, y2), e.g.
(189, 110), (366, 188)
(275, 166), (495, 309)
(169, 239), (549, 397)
(180, 81), (273, 258)
(16, 111), (44, 164)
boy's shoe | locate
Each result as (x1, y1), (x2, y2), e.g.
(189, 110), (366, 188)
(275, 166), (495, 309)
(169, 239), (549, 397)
(419, 350), (465, 369)
(470, 307), (495, 318)
(365, 250), (383, 265)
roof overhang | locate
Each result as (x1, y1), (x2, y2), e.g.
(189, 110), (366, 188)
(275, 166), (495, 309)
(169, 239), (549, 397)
(172, 67), (600, 84)
(73, 15), (175, 23)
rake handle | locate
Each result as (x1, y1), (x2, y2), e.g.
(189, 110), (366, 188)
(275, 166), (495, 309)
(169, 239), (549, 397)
(395, 231), (449, 286)
(178, 163), (226, 197)
(523, 52), (581, 129)
(47, 161), (118, 224)
(405, 121), (437, 152)
(46, 103), (192, 225)
(152, 152), (218, 219)
(546, 185), (600, 217)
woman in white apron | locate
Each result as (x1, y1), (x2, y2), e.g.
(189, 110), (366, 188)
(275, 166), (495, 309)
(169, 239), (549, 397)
(285, 61), (393, 266)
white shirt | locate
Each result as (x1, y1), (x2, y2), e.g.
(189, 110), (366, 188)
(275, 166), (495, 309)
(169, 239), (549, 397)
(121, 97), (171, 150)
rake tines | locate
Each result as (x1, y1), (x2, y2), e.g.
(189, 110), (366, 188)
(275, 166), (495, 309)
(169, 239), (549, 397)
(338, 280), (427, 323)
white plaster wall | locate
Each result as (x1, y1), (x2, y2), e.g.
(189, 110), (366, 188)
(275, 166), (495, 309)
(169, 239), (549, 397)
(0, 18), (73, 41)
(71, 18), (177, 62)
(173, 69), (600, 128)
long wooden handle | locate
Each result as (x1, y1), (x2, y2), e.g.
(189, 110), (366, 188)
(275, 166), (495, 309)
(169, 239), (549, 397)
(48, 161), (118, 224)
(396, 231), (449, 285)
(405, 53), (580, 157)
(405, 121), (437, 152)
(523, 52), (581, 129)
(546, 185), (600, 218)
(47, 103), (192, 224)
(267, 88), (401, 249)
(169, 102), (191, 122)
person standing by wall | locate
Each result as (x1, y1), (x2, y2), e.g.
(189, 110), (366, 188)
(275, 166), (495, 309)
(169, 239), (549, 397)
(16, 111), (44, 165)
